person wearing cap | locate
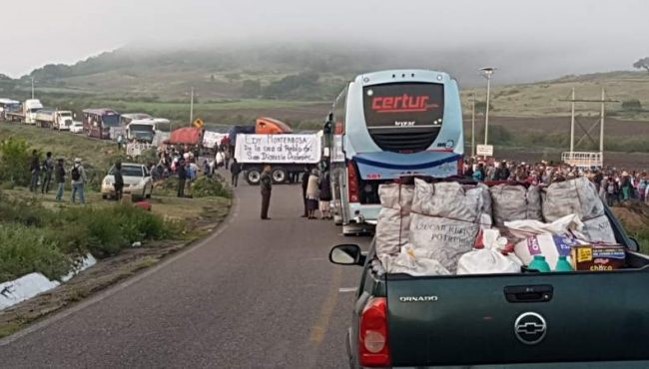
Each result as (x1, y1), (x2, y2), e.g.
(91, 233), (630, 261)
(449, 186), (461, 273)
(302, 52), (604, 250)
(54, 158), (66, 202)
(71, 158), (88, 204)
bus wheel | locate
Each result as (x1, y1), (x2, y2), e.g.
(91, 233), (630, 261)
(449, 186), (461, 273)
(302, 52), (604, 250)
(246, 168), (262, 185)
(271, 168), (287, 184)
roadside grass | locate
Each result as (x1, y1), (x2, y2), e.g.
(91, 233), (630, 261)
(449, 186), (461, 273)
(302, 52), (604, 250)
(0, 187), (231, 284)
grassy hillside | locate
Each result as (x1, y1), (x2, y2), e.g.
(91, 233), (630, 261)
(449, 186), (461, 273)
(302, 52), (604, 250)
(462, 71), (649, 120)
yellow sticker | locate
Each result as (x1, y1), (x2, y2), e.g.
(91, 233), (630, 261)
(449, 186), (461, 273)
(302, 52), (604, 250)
(577, 247), (593, 263)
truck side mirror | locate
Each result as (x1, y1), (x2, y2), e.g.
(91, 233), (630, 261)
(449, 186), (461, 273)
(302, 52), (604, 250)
(629, 237), (640, 252)
(329, 244), (365, 266)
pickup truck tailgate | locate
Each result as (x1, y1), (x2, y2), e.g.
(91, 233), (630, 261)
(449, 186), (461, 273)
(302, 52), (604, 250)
(387, 268), (649, 367)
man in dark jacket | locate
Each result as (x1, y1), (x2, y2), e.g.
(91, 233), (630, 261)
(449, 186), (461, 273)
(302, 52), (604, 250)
(113, 162), (125, 201)
(260, 165), (272, 220)
(29, 150), (40, 193)
(230, 159), (241, 187)
(55, 158), (66, 201)
(301, 166), (310, 217)
(177, 159), (187, 198)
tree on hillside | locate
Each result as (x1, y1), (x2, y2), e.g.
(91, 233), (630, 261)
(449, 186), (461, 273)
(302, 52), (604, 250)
(0, 74), (11, 81)
(633, 57), (649, 72)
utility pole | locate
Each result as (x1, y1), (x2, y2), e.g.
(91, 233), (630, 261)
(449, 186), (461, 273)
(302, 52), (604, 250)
(600, 88), (605, 158)
(31, 77), (35, 99)
(570, 88), (575, 154)
(189, 87), (194, 126)
(471, 92), (476, 157)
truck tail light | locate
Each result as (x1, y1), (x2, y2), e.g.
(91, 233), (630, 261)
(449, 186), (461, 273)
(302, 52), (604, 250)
(359, 297), (391, 367)
(348, 161), (360, 203)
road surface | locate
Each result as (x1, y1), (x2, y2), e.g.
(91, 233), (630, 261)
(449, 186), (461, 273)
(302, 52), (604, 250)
(0, 181), (368, 368)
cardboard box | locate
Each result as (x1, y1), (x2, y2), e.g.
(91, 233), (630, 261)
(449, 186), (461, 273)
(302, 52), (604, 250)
(570, 245), (626, 271)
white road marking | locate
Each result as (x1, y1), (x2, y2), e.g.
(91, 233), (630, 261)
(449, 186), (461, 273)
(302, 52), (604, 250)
(338, 287), (357, 293)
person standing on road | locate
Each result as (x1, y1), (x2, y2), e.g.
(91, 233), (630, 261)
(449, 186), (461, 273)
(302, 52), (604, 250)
(177, 158), (187, 198)
(224, 149), (231, 170)
(113, 161), (124, 201)
(71, 158), (87, 204)
(319, 169), (332, 220)
(29, 150), (41, 193)
(230, 158), (241, 187)
(41, 151), (54, 194)
(306, 168), (320, 219)
(260, 165), (272, 220)
(55, 158), (66, 202)
(300, 166), (310, 217)
(117, 134), (124, 151)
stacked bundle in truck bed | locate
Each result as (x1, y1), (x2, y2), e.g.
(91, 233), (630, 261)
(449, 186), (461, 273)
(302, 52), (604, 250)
(375, 183), (414, 258)
(489, 184), (542, 227)
(409, 179), (491, 273)
(542, 177), (615, 243)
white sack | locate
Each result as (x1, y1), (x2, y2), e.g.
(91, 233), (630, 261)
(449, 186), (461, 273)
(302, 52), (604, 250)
(505, 214), (584, 239)
(457, 229), (522, 275)
(409, 179), (489, 273)
(380, 245), (451, 276)
(375, 184), (414, 257)
(490, 184), (542, 227)
(542, 177), (615, 242)
(581, 216), (616, 243)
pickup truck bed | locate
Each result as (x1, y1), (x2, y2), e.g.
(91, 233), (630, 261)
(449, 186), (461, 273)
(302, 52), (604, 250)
(340, 207), (649, 368)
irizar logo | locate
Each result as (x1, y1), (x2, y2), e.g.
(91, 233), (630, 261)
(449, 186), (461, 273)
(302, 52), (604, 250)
(399, 295), (439, 303)
(394, 121), (416, 127)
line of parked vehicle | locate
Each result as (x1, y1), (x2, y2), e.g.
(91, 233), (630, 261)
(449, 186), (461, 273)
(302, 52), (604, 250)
(0, 98), (171, 143)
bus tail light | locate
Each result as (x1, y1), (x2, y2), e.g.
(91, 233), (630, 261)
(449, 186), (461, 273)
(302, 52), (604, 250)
(359, 297), (391, 367)
(348, 161), (360, 203)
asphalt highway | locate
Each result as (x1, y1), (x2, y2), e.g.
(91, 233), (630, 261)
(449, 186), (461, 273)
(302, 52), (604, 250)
(0, 181), (368, 368)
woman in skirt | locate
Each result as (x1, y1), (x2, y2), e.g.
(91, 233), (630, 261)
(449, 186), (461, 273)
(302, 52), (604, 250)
(306, 168), (320, 219)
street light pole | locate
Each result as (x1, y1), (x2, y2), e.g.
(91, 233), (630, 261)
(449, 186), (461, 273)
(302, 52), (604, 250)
(31, 77), (35, 99)
(189, 87), (194, 126)
(480, 67), (496, 146)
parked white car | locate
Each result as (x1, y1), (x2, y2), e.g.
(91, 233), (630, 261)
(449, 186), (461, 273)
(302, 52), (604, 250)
(101, 163), (153, 201)
(69, 121), (84, 134)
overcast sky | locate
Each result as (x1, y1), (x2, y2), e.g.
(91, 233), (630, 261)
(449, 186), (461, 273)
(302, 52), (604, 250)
(3, 0), (648, 80)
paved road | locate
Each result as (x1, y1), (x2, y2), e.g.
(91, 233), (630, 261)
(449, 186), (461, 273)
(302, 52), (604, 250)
(0, 181), (368, 368)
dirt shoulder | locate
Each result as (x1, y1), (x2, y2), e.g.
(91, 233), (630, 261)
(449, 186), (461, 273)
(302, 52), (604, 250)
(0, 194), (231, 339)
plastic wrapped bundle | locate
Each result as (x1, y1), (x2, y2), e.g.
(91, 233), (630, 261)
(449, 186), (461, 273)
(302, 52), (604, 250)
(542, 177), (615, 243)
(490, 184), (542, 227)
(375, 183), (414, 257)
(409, 179), (490, 273)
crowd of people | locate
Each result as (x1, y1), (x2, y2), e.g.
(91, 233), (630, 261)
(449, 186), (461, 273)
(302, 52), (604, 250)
(464, 158), (649, 205)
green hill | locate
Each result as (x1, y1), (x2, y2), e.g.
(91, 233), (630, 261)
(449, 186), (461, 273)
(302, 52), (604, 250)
(1, 44), (649, 124)
(462, 71), (649, 120)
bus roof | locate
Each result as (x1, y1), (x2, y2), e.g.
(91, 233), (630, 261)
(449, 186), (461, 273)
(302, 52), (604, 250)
(83, 108), (119, 115)
(355, 69), (453, 85)
(121, 113), (151, 120)
(0, 98), (19, 105)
